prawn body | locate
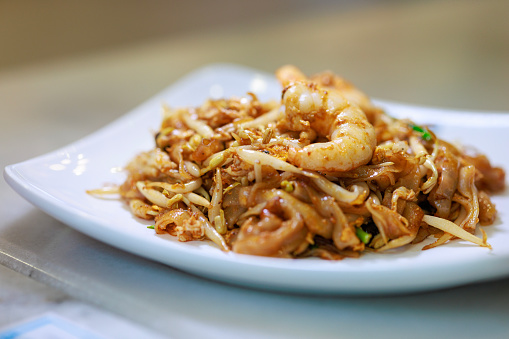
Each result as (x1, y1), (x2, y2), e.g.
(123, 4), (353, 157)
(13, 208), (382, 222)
(280, 78), (376, 172)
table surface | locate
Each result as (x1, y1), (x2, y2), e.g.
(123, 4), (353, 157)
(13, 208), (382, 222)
(2, 1), (509, 338)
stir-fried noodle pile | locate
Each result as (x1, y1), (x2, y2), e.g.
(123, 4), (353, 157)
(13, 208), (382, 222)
(90, 66), (505, 259)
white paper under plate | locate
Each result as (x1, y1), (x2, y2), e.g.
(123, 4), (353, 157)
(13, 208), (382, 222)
(4, 64), (509, 295)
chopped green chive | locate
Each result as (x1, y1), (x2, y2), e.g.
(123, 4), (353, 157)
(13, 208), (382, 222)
(410, 124), (432, 141)
(147, 225), (155, 229)
(356, 227), (372, 244)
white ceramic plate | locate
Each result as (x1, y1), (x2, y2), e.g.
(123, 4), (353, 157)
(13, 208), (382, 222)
(4, 64), (509, 295)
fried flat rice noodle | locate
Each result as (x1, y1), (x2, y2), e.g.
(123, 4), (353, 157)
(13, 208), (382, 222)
(108, 65), (505, 260)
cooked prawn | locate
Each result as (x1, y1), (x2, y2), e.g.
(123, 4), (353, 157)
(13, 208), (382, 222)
(277, 67), (376, 172)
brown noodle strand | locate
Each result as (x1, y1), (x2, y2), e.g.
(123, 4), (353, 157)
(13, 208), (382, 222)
(95, 66), (505, 259)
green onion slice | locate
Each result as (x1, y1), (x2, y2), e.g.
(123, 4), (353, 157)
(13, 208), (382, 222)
(410, 124), (432, 141)
(356, 227), (372, 244)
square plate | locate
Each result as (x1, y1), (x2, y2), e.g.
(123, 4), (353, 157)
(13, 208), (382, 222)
(4, 64), (509, 294)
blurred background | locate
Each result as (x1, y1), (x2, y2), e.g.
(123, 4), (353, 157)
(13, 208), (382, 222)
(1, 0), (508, 114)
